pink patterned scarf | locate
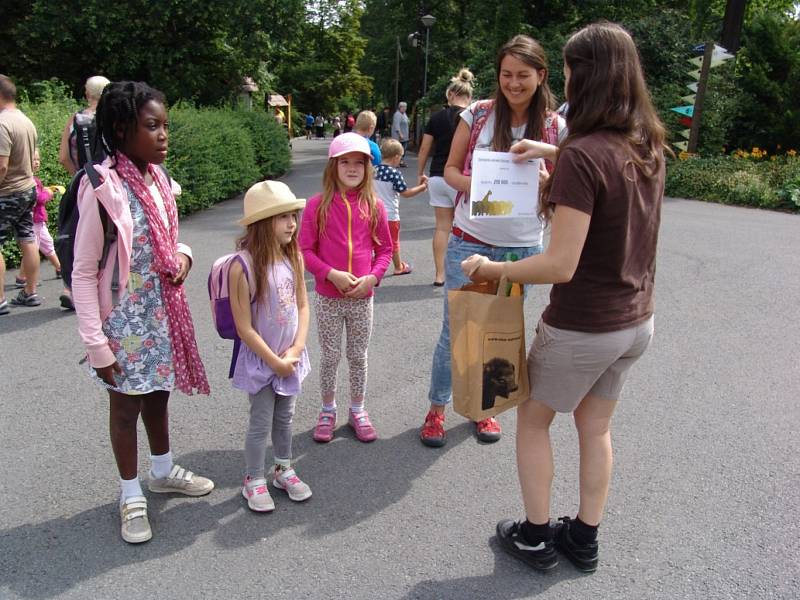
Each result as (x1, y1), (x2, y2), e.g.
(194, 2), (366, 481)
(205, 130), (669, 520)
(115, 152), (210, 395)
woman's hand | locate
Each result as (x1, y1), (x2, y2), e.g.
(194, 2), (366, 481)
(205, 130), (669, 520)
(171, 252), (191, 285)
(344, 275), (377, 299)
(95, 361), (123, 387)
(327, 269), (358, 294)
(272, 355), (300, 378)
(461, 254), (494, 282)
(509, 139), (557, 162)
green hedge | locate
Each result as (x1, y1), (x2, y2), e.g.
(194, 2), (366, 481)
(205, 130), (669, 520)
(665, 153), (800, 212)
(2, 97), (291, 267)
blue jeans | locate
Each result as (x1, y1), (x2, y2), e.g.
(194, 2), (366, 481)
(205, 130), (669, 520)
(428, 234), (543, 406)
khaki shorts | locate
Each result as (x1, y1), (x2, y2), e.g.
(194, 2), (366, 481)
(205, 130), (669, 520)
(528, 316), (654, 412)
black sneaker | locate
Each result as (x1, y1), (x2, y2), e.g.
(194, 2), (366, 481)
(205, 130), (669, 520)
(553, 516), (599, 572)
(59, 294), (75, 311)
(496, 519), (558, 571)
(10, 290), (42, 307)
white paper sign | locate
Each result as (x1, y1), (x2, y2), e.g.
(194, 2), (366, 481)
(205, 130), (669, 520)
(469, 150), (539, 219)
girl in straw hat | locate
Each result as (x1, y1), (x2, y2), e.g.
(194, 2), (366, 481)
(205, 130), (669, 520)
(230, 180), (312, 512)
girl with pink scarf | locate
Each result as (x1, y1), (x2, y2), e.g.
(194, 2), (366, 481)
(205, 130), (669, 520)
(71, 81), (211, 544)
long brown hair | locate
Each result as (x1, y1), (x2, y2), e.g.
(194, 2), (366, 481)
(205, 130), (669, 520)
(541, 22), (668, 219)
(236, 212), (304, 302)
(318, 156), (381, 244)
(492, 35), (555, 151)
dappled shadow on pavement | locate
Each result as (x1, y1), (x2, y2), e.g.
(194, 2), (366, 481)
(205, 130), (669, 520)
(0, 425), (469, 598)
(401, 536), (588, 599)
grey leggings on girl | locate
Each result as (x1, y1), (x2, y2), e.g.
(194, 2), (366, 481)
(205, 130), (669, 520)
(245, 386), (296, 478)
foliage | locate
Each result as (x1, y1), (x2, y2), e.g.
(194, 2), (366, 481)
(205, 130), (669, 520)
(1, 94), (290, 266)
(0, 0), (307, 105)
(666, 151), (800, 210)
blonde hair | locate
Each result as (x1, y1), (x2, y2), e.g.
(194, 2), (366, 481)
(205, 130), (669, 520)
(355, 110), (377, 132)
(318, 156), (381, 243)
(85, 76), (111, 101)
(446, 68), (475, 100)
(380, 138), (403, 159)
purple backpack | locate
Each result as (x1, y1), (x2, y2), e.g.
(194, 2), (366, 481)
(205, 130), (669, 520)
(208, 252), (254, 377)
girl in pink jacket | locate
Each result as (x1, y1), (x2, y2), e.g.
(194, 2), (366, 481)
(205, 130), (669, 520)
(299, 132), (392, 444)
(71, 81), (211, 544)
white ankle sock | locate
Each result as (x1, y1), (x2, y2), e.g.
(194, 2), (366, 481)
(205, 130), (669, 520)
(120, 476), (143, 502)
(150, 451), (173, 479)
(322, 402), (336, 413)
(350, 402), (364, 414)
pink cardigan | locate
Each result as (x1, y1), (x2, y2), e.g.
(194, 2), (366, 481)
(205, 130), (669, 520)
(71, 160), (191, 368)
(299, 190), (392, 298)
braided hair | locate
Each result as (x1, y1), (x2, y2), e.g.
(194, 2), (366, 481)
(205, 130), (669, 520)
(95, 81), (166, 159)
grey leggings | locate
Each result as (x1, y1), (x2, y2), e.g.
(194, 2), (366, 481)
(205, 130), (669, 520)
(245, 386), (296, 478)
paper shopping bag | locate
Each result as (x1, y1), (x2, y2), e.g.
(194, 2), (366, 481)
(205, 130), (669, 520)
(448, 279), (529, 421)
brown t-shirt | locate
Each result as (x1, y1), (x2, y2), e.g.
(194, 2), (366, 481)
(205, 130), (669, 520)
(542, 131), (664, 333)
(0, 108), (38, 195)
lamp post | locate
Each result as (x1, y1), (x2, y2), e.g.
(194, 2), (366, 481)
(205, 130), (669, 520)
(419, 14), (436, 146)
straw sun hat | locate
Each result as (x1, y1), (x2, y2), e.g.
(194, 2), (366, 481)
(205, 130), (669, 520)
(239, 180), (306, 226)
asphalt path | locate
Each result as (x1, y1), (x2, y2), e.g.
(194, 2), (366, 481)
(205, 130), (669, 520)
(1, 137), (798, 599)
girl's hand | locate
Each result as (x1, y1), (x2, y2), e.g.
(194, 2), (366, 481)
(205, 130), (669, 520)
(509, 139), (555, 162)
(327, 269), (358, 294)
(171, 252), (191, 285)
(95, 361), (123, 387)
(282, 345), (304, 362)
(461, 254), (493, 282)
(344, 275), (377, 299)
(273, 355), (301, 378)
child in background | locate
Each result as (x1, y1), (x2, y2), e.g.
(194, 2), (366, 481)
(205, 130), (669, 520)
(229, 180), (312, 512)
(16, 151), (64, 287)
(72, 81), (212, 544)
(354, 111), (382, 167)
(375, 138), (428, 276)
(299, 132), (392, 443)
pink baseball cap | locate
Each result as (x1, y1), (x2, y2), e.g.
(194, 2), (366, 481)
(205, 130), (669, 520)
(328, 132), (371, 159)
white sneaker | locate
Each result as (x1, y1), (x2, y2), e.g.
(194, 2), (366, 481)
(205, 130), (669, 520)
(148, 464), (214, 497)
(242, 476), (275, 512)
(120, 495), (152, 544)
(272, 467), (312, 502)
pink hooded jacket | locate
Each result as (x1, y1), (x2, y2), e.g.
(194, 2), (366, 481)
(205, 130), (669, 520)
(299, 190), (392, 298)
(71, 159), (190, 369)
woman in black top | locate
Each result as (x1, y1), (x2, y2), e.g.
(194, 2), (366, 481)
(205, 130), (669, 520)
(416, 68), (474, 286)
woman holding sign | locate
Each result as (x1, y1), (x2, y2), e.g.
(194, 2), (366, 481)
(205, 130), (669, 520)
(463, 23), (666, 573)
(419, 35), (565, 448)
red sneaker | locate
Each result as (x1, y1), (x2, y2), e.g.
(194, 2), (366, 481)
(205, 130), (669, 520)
(475, 416), (502, 443)
(420, 410), (446, 447)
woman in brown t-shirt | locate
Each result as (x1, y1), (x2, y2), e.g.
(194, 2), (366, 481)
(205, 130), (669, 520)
(462, 23), (667, 573)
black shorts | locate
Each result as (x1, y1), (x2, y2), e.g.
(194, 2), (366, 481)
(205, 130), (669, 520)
(0, 187), (36, 245)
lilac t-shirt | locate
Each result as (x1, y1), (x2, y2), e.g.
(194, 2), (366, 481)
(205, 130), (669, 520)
(232, 254), (310, 395)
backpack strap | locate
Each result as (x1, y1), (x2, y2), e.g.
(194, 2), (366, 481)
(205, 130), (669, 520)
(454, 99), (494, 207)
(227, 252), (256, 379)
(541, 111), (561, 173)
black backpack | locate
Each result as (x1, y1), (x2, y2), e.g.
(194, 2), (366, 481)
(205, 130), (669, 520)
(55, 161), (173, 289)
(69, 112), (107, 170)
(55, 163), (116, 290)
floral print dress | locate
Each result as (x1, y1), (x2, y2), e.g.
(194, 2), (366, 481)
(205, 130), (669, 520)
(89, 182), (174, 394)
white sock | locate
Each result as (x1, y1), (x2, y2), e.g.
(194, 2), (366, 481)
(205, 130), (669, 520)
(350, 402), (364, 414)
(120, 476), (143, 503)
(150, 450), (173, 479)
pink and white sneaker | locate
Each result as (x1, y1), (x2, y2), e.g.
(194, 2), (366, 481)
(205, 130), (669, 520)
(242, 476), (275, 512)
(272, 467), (312, 502)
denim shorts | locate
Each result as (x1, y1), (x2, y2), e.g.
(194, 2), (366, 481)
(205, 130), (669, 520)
(0, 187), (36, 245)
(529, 316), (654, 412)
